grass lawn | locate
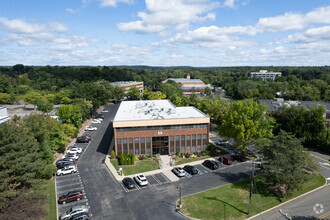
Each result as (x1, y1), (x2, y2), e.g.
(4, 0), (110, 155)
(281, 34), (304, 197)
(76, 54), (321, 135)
(42, 179), (57, 220)
(175, 155), (211, 165)
(181, 174), (325, 220)
(111, 159), (159, 175)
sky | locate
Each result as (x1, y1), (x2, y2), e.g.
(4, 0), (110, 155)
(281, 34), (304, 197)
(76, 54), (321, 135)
(0, 0), (329, 67)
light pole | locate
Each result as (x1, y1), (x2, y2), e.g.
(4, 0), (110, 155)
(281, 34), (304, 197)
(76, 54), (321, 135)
(177, 186), (183, 209)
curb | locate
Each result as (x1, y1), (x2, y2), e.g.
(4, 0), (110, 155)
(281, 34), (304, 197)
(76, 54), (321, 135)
(55, 177), (58, 220)
(247, 174), (328, 220)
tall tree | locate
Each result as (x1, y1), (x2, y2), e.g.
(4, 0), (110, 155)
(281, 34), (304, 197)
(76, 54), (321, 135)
(56, 105), (82, 128)
(219, 99), (275, 151)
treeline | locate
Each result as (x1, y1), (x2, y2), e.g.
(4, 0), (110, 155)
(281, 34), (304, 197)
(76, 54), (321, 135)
(0, 114), (77, 218)
(0, 65), (329, 105)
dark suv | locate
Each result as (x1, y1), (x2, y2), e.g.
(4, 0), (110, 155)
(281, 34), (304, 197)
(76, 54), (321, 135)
(183, 165), (198, 175)
(57, 161), (75, 169)
(219, 156), (233, 165)
(76, 136), (91, 143)
(58, 190), (83, 204)
(202, 160), (219, 170)
(231, 153), (247, 162)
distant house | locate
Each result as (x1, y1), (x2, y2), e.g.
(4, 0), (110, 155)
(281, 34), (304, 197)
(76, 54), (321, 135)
(110, 81), (144, 94)
(0, 107), (10, 124)
(251, 70), (282, 81)
(162, 74), (213, 95)
(259, 98), (330, 128)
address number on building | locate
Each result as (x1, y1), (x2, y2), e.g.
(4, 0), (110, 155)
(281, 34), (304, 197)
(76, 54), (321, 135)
(157, 131), (163, 135)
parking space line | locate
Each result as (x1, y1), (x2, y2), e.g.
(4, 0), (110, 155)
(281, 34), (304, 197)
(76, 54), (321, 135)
(151, 174), (162, 185)
(159, 173), (170, 183)
(58, 199), (88, 209)
(119, 182), (129, 192)
(56, 177), (82, 186)
(57, 186), (84, 195)
(56, 182), (82, 190)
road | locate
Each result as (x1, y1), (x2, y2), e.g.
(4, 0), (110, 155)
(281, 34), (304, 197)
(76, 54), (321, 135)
(250, 151), (330, 220)
(76, 103), (252, 220)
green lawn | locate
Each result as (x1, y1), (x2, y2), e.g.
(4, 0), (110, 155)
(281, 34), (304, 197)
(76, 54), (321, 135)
(175, 155), (211, 165)
(111, 159), (159, 175)
(42, 179), (57, 220)
(180, 174), (325, 220)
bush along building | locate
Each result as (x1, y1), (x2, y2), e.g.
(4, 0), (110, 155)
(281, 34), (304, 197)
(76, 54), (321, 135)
(113, 100), (210, 156)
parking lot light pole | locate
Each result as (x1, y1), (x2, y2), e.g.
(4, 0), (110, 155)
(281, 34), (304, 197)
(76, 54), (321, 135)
(177, 186), (183, 209)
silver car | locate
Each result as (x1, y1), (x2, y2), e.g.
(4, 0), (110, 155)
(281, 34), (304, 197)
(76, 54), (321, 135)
(172, 167), (186, 177)
(59, 205), (88, 220)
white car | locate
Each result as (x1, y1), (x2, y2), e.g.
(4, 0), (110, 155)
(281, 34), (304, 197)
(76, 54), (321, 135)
(59, 205), (88, 220)
(92, 119), (102, 124)
(134, 174), (148, 186)
(85, 126), (97, 131)
(62, 153), (79, 160)
(172, 167), (186, 177)
(102, 109), (109, 113)
(56, 165), (77, 176)
(217, 139), (229, 146)
(67, 147), (82, 154)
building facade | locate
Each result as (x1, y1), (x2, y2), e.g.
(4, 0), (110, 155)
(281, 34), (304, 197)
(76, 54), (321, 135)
(113, 100), (210, 156)
(251, 70), (282, 81)
(110, 81), (144, 94)
(0, 107), (10, 124)
(162, 75), (213, 95)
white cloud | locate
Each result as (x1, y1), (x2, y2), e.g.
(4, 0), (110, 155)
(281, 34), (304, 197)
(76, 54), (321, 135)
(305, 6), (330, 24)
(118, 0), (219, 34)
(223, 0), (237, 8)
(66, 8), (80, 14)
(0, 17), (44, 34)
(98, 0), (131, 7)
(48, 22), (68, 32)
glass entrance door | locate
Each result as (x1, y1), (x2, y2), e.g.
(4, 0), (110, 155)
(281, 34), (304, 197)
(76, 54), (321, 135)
(152, 136), (169, 155)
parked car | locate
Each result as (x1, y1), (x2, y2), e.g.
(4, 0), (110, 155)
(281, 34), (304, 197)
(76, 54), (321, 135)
(172, 167), (186, 177)
(70, 212), (90, 220)
(85, 126), (97, 131)
(202, 160), (219, 170)
(102, 109), (109, 113)
(67, 147), (82, 154)
(57, 161), (75, 169)
(56, 158), (75, 165)
(183, 165), (198, 175)
(76, 136), (90, 143)
(122, 177), (136, 189)
(62, 153), (79, 160)
(219, 156), (233, 165)
(134, 174), (148, 186)
(97, 115), (105, 119)
(231, 153), (247, 162)
(217, 139), (229, 146)
(59, 205), (88, 220)
(58, 190), (83, 204)
(92, 119), (102, 124)
(56, 165), (77, 176)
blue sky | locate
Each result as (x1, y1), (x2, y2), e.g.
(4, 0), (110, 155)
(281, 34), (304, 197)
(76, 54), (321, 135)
(0, 0), (329, 66)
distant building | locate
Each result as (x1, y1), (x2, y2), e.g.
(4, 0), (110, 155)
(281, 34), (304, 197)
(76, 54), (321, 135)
(259, 98), (330, 128)
(113, 100), (210, 156)
(0, 107), (10, 124)
(162, 74), (213, 95)
(251, 70), (282, 81)
(110, 81), (144, 94)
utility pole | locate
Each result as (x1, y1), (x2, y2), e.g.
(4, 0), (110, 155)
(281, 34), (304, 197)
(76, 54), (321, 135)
(248, 160), (261, 215)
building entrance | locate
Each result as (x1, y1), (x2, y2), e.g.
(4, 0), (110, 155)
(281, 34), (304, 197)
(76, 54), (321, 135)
(152, 136), (169, 155)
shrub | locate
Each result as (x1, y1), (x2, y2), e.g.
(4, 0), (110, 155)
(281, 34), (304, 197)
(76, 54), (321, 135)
(111, 150), (116, 159)
(57, 144), (66, 153)
(42, 164), (57, 179)
(185, 153), (190, 158)
(175, 152), (180, 156)
(201, 151), (207, 156)
(138, 155), (144, 160)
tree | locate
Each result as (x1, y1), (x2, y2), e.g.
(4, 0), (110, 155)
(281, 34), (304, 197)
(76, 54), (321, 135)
(219, 99), (275, 151)
(110, 86), (125, 101)
(260, 130), (319, 195)
(127, 86), (140, 100)
(143, 89), (166, 100)
(24, 91), (42, 109)
(56, 105), (82, 128)
(0, 93), (14, 104)
(36, 98), (53, 113)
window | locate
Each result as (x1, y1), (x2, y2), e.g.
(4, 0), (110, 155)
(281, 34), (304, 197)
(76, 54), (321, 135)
(203, 134), (207, 150)
(123, 138), (128, 154)
(170, 136), (174, 153)
(197, 134), (201, 151)
(116, 139), (122, 155)
(135, 138), (139, 154)
(146, 137), (151, 154)
(186, 135), (191, 152)
(129, 138), (133, 154)
(176, 136), (180, 152)
(192, 135), (196, 152)
(181, 135), (185, 152)
(140, 138), (145, 154)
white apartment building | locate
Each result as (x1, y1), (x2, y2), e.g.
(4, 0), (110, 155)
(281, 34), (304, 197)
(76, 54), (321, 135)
(251, 70), (282, 81)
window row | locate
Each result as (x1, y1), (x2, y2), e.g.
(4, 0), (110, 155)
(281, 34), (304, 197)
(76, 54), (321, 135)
(116, 123), (208, 132)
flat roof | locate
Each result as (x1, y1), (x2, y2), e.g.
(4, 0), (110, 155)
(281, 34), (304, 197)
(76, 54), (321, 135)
(114, 100), (208, 122)
(110, 81), (142, 86)
(162, 78), (204, 84)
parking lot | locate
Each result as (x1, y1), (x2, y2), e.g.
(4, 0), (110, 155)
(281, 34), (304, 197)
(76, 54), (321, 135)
(119, 160), (248, 193)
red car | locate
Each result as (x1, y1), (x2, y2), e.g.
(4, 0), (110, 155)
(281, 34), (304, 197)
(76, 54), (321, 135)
(218, 156), (233, 165)
(58, 190), (83, 204)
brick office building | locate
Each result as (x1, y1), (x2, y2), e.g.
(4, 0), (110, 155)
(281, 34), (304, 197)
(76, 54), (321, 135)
(113, 100), (210, 156)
